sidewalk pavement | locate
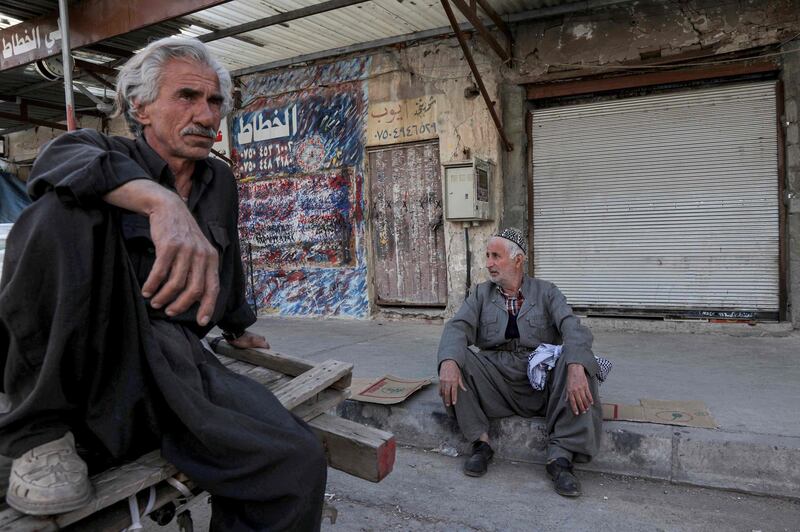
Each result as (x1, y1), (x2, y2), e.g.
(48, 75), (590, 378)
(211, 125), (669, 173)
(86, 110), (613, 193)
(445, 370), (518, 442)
(247, 315), (800, 500)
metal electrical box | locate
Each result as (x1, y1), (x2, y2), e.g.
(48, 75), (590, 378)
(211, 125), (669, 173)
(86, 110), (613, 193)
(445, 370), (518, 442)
(443, 158), (494, 221)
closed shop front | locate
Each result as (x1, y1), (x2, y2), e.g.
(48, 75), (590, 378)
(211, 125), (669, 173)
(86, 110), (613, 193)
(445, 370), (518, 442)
(531, 82), (781, 318)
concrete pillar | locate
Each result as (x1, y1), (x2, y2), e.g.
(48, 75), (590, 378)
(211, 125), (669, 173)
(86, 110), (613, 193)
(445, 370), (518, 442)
(500, 82), (528, 234)
(782, 40), (800, 327)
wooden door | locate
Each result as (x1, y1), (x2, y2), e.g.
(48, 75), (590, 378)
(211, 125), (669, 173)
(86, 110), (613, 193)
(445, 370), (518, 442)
(368, 141), (447, 306)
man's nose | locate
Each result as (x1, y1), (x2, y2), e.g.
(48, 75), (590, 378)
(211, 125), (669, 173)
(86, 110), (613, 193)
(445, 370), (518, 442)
(194, 101), (217, 126)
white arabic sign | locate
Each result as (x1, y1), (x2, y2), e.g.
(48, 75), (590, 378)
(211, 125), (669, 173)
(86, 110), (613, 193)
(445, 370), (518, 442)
(236, 105), (299, 146)
(1, 24), (61, 61)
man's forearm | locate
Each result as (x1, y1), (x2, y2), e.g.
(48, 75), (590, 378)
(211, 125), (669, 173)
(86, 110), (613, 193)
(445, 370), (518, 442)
(102, 178), (182, 216)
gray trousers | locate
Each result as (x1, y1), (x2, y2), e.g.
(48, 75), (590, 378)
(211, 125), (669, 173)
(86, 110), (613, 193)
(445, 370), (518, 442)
(450, 346), (602, 462)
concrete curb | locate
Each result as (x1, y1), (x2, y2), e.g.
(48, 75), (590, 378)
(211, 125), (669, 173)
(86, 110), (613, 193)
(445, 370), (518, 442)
(583, 317), (796, 337)
(337, 387), (800, 500)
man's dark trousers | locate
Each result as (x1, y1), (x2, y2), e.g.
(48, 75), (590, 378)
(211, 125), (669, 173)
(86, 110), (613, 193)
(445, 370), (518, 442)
(0, 193), (326, 531)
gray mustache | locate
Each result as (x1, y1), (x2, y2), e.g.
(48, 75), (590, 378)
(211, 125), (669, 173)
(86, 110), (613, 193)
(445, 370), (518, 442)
(181, 126), (216, 138)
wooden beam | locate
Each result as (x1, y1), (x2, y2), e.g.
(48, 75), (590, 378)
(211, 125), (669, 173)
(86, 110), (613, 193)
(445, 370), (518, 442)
(83, 43), (134, 60)
(525, 61), (780, 100)
(0, 450), (180, 530)
(45, 479), (197, 532)
(0, 0), (233, 72)
(211, 340), (351, 391)
(0, 111), (68, 130)
(449, 0), (510, 64)
(292, 388), (350, 421)
(197, 0), (371, 43)
(474, 0), (511, 40)
(0, 350), (389, 530)
(271, 359), (353, 410)
(0, 96), (101, 115)
(310, 414), (396, 483)
(83, 70), (117, 91)
(74, 59), (118, 78)
(441, 0), (513, 152)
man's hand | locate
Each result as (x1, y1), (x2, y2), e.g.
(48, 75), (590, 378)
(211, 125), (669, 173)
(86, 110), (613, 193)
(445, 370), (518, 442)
(566, 363), (594, 416)
(439, 359), (466, 408)
(104, 179), (220, 326)
(228, 331), (269, 349)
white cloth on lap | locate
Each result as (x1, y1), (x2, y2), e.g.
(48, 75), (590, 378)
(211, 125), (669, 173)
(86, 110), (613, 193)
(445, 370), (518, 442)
(527, 344), (613, 391)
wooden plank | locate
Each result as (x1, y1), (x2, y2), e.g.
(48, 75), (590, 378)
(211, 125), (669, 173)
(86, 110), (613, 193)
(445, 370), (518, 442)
(213, 341), (352, 388)
(226, 360), (258, 376)
(242, 365), (288, 389)
(292, 389), (350, 422)
(271, 360), (353, 411)
(216, 353), (239, 366)
(223, 359), (289, 389)
(308, 414), (396, 483)
(60, 479), (197, 532)
(0, 395), (354, 530)
(0, 451), (178, 530)
(0, 352), (379, 529)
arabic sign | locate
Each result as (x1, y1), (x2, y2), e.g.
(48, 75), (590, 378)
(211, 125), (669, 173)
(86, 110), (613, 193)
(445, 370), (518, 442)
(0, 0), (230, 72)
(236, 104), (298, 146)
(233, 92), (365, 177)
(367, 97), (439, 146)
(1, 25), (62, 66)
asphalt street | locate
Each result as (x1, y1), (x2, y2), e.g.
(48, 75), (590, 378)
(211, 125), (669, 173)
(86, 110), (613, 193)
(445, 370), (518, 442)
(147, 445), (800, 532)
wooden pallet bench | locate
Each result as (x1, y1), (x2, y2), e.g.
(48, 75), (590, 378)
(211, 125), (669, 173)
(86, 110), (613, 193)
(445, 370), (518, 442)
(0, 341), (395, 531)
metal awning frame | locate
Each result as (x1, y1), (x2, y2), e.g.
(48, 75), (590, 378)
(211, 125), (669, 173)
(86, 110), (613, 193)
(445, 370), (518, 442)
(0, 0), (636, 135)
(442, 0), (514, 152)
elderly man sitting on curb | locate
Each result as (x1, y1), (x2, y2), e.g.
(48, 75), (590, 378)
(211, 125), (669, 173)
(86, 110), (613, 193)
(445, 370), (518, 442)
(436, 228), (602, 497)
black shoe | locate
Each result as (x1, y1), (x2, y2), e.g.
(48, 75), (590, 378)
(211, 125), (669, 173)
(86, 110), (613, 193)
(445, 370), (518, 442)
(463, 441), (494, 477)
(546, 457), (582, 497)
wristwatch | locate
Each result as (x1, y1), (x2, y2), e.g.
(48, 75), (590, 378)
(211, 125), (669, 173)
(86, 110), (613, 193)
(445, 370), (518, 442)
(222, 329), (246, 343)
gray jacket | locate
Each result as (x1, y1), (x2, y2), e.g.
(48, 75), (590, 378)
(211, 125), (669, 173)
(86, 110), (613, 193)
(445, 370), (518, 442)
(437, 275), (598, 377)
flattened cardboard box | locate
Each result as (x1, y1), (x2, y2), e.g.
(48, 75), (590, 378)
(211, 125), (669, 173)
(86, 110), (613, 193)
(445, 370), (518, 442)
(351, 375), (431, 405)
(350, 376), (717, 430)
(602, 399), (717, 429)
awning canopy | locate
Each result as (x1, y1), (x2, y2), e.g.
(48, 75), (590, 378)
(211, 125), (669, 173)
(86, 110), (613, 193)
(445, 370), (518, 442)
(0, 0), (614, 135)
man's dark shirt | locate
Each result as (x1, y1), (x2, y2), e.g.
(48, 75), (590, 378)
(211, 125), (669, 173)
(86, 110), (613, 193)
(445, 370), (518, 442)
(27, 128), (255, 337)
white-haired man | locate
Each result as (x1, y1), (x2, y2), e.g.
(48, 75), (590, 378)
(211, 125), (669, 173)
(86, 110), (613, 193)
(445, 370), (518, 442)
(0, 38), (326, 530)
(437, 228), (602, 497)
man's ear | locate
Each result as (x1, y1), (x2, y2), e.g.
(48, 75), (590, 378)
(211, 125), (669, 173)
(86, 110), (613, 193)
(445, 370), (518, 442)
(132, 99), (151, 126)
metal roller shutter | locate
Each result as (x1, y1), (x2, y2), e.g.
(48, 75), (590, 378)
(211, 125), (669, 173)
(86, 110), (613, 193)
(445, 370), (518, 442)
(531, 82), (779, 314)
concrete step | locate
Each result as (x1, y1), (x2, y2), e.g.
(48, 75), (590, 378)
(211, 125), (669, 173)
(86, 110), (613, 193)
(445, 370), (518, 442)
(337, 386), (800, 500)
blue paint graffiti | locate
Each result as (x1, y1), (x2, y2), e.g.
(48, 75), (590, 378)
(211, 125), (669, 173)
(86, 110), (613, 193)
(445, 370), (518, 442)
(233, 57), (371, 318)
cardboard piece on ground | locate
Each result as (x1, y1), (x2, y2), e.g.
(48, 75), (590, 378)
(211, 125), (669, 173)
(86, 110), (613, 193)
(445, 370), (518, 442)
(351, 375), (432, 404)
(602, 399), (717, 428)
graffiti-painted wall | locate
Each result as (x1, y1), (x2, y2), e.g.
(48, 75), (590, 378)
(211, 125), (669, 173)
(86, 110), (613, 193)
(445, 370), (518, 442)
(233, 58), (370, 317)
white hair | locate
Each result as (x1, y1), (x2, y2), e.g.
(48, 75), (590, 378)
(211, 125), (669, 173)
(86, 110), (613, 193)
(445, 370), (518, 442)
(114, 37), (233, 136)
(496, 236), (526, 261)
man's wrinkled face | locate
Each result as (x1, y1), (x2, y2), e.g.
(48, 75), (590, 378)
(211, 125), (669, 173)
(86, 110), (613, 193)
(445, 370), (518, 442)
(135, 58), (223, 162)
(486, 237), (523, 290)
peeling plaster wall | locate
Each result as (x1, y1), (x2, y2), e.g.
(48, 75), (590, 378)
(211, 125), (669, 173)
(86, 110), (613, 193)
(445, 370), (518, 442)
(366, 38), (503, 315)
(3, 115), (129, 176)
(512, 0), (800, 81)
